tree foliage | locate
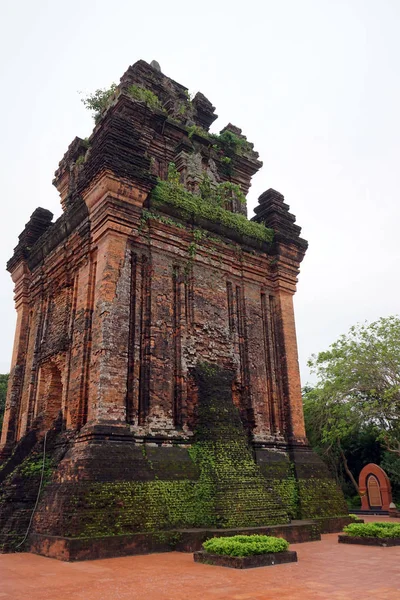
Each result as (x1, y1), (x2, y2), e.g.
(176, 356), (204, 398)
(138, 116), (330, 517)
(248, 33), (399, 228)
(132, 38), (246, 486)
(381, 451), (400, 491)
(303, 385), (383, 498)
(308, 316), (400, 456)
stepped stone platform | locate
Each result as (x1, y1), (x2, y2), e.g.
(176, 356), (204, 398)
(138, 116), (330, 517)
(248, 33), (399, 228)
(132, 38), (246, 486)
(351, 509), (389, 516)
(29, 518), (355, 561)
(30, 521), (317, 561)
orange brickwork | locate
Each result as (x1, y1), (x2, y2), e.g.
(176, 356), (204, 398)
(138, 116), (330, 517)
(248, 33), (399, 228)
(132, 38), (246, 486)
(0, 61), (347, 559)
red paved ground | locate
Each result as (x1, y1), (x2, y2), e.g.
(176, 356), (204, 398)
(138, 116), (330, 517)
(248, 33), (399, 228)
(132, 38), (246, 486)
(1, 517), (399, 600)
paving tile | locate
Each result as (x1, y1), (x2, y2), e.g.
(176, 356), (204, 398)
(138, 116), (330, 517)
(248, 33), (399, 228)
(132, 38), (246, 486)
(1, 516), (400, 600)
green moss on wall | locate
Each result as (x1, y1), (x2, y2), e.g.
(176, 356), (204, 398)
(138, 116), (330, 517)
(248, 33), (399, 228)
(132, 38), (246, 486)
(18, 454), (54, 479)
(0, 444), (57, 552)
(256, 453), (300, 520)
(68, 479), (201, 537)
(188, 440), (288, 529)
(150, 178), (273, 244)
(297, 479), (349, 518)
(61, 363), (289, 539)
(271, 477), (300, 520)
(188, 364), (288, 528)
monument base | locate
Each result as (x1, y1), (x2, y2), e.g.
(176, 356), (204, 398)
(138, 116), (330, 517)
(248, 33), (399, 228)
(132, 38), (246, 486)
(30, 521), (318, 561)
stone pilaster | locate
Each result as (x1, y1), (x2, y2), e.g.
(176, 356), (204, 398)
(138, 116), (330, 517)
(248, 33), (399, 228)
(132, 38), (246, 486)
(86, 231), (131, 424)
(252, 188), (308, 443)
(274, 288), (306, 442)
(0, 261), (31, 451)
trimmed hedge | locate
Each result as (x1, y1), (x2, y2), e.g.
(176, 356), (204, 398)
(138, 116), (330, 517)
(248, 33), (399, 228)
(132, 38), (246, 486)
(343, 522), (400, 539)
(348, 514), (363, 523)
(202, 535), (289, 557)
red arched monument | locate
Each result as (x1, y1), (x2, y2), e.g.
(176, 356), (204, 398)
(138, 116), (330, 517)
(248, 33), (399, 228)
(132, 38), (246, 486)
(359, 463), (392, 511)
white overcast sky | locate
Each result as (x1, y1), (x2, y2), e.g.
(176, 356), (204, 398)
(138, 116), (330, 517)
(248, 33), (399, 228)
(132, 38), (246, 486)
(0, 0), (399, 384)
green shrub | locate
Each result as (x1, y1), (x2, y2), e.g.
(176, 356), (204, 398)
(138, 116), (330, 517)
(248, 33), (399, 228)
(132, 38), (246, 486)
(81, 83), (117, 122)
(343, 522), (400, 538)
(127, 85), (163, 111)
(346, 495), (361, 509)
(348, 513), (363, 523)
(202, 535), (289, 557)
(187, 124), (210, 139)
(151, 168), (273, 244)
(210, 130), (253, 157)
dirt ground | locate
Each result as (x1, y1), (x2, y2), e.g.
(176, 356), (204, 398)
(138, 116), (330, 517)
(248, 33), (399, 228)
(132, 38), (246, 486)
(1, 516), (399, 600)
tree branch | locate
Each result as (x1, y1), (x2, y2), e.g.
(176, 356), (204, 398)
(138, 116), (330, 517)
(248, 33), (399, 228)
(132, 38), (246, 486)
(338, 439), (359, 494)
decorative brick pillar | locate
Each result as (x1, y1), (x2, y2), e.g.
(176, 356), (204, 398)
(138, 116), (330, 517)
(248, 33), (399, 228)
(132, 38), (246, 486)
(252, 188), (308, 443)
(274, 288), (306, 442)
(1, 208), (53, 452)
(81, 168), (154, 426)
(0, 261), (31, 450)
(86, 231), (131, 424)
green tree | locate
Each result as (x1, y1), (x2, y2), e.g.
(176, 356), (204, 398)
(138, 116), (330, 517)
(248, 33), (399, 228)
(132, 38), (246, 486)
(303, 385), (383, 500)
(0, 373), (9, 431)
(308, 316), (400, 457)
(303, 385), (365, 493)
(380, 451), (400, 504)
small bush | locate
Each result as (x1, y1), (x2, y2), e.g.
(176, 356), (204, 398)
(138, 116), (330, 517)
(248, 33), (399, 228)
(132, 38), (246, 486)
(346, 495), (361, 509)
(202, 535), (289, 557)
(210, 130), (253, 157)
(343, 522), (400, 539)
(127, 85), (163, 110)
(81, 84), (117, 122)
(151, 166), (273, 244)
(348, 514), (363, 523)
(187, 124), (210, 139)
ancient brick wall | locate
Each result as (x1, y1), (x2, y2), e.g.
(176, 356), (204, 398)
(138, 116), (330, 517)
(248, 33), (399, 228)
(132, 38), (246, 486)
(0, 60), (347, 559)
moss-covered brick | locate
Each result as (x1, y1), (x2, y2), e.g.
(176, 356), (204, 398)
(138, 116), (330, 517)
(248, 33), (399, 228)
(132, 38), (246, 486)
(30, 364), (291, 540)
(0, 433), (59, 552)
(150, 179), (273, 244)
(1, 60), (348, 561)
(188, 364), (289, 528)
(297, 479), (349, 518)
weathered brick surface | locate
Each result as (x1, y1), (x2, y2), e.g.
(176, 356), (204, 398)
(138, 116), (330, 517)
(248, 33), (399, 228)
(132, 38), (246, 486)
(0, 60), (347, 559)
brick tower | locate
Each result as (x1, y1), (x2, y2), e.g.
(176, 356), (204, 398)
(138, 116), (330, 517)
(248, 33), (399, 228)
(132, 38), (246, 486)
(0, 60), (348, 559)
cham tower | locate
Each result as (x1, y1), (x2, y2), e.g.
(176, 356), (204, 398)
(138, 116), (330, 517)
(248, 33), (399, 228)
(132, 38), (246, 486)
(0, 60), (348, 560)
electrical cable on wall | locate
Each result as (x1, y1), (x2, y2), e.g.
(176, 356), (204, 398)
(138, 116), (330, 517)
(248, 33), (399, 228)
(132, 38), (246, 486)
(16, 431), (48, 549)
